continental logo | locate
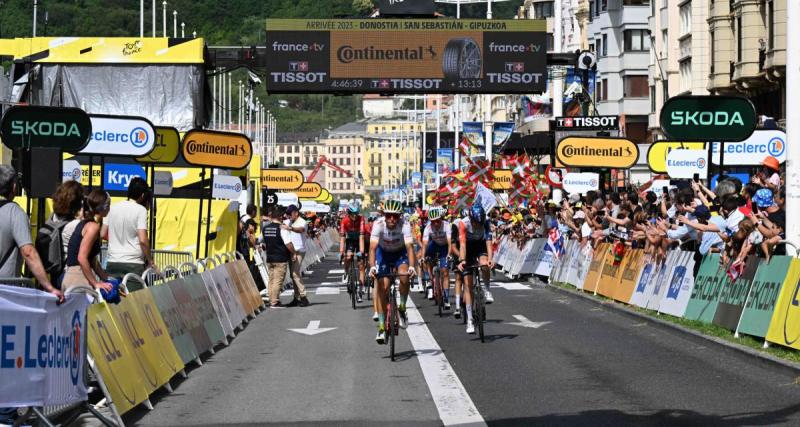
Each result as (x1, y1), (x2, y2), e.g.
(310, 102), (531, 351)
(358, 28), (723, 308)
(556, 137), (638, 169)
(337, 45), (436, 63)
(491, 169), (512, 190)
(181, 130), (252, 169)
(291, 182), (323, 199)
(260, 169), (305, 190)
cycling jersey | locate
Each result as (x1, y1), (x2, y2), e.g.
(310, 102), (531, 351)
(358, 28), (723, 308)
(340, 215), (365, 240)
(423, 221), (451, 246)
(370, 219), (414, 252)
(457, 217), (492, 242)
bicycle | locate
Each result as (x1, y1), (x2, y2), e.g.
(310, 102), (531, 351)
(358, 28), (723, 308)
(375, 269), (411, 361)
(425, 257), (445, 317)
(346, 253), (361, 310)
(463, 263), (487, 343)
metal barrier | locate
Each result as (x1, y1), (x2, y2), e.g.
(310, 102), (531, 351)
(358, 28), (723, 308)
(100, 245), (194, 272)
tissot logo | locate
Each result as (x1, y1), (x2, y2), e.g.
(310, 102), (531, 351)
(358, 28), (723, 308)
(555, 116), (619, 129)
(504, 62), (524, 72)
(336, 45), (436, 63)
(488, 42), (541, 53)
(288, 61), (309, 71)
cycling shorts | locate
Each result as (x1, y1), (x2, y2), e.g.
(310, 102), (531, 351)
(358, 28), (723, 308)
(462, 240), (488, 276)
(426, 241), (449, 269)
(375, 246), (409, 276)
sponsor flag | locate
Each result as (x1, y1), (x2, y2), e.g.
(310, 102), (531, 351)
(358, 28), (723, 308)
(546, 227), (566, 259)
(492, 122), (515, 154)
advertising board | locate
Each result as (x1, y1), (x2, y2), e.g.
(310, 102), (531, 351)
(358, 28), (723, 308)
(556, 137), (638, 169)
(660, 95), (757, 142)
(0, 106), (91, 152)
(265, 19), (547, 94)
(665, 149), (708, 179)
(710, 130), (786, 166)
(182, 129), (252, 169)
(81, 115), (156, 157)
(260, 169), (304, 190)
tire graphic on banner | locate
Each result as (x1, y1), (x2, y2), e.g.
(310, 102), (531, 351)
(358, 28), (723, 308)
(443, 38), (482, 79)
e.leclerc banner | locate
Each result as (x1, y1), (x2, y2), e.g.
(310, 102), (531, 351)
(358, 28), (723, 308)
(0, 286), (91, 407)
(81, 114), (156, 157)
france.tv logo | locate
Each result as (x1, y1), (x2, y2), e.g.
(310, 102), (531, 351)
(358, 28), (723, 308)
(130, 127), (149, 148)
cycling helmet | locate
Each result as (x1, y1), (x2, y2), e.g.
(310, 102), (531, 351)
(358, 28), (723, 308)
(347, 205), (359, 214)
(428, 208), (444, 221)
(469, 205), (486, 223)
(383, 199), (403, 214)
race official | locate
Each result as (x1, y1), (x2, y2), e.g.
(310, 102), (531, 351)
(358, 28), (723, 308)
(263, 206), (296, 308)
(283, 205), (309, 307)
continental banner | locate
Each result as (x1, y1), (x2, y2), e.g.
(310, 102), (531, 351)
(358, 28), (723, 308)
(713, 257), (760, 331)
(596, 247), (625, 299)
(612, 249), (644, 303)
(739, 256), (793, 338)
(684, 254), (728, 323)
(86, 303), (150, 415)
(657, 251), (697, 318)
(765, 258), (800, 350)
(0, 287), (91, 408)
(149, 282), (200, 365)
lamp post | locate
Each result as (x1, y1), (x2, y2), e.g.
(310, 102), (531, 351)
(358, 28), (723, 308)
(162, 1), (167, 37)
(181, 22), (185, 38)
(139, 0), (144, 37)
(173, 10), (177, 38)
(152, 0), (156, 37)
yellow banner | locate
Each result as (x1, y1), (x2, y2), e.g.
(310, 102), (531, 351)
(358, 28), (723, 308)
(766, 259), (800, 350)
(292, 182), (323, 199)
(556, 137), (639, 169)
(260, 169), (304, 190)
(86, 303), (150, 415)
(136, 127), (181, 164)
(314, 188), (331, 202)
(0, 37), (205, 64)
(491, 169), (512, 190)
(182, 130), (252, 169)
(647, 141), (705, 173)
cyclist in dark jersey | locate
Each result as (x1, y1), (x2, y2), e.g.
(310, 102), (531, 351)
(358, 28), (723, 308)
(449, 209), (465, 319)
(457, 205), (495, 334)
(339, 205), (366, 302)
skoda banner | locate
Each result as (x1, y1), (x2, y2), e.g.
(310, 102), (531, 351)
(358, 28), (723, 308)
(710, 130), (786, 166)
(0, 106), (92, 152)
(104, 163), (147, 192)
(212, 175), (244, 200)
(562, 172), (599, 194)
(0, 286), (91, 407)
(80, 115), (156, 156)
(665, 149), (708, 179)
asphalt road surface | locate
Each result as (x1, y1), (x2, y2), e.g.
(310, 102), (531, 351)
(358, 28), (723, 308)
(127, 253), (800, 426)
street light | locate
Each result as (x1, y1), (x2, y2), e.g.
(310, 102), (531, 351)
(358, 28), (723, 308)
(181, 22), (185, 38)
(173, 10), (177, 38)
(162, 1), (167, 37)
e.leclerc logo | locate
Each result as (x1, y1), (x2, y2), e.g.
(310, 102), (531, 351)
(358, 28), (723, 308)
(91, 126), (149, 148)
(768, 137), (785, 157)
(0, 310), (83, 386)
(130, 127), (149, 148)
(667, 158), (706, 169)
(234, 182), (242, 193)
(697, 158), (706, 169)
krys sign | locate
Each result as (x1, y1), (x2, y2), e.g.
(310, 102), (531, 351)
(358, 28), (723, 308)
(0, 106), (91, 152)
(660, 95), (756, 142)
(182, 130), (252, 169)
(556, 137), (638, 169)
(81, 115), (156, 157)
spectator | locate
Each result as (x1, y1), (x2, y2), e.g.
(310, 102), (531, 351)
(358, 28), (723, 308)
(61, 190), (115, 295)
(46, 180), (85, 288)
(262, 206), (297, 308)
(752, 156), (781, 191)
(0, 165), (63, 301)
(681, 205), (726, 276)
(238, 204), (263, 291)
(749, 188), (785, 260)
(283, 205), (310, 307)
(102, 177), (155, 291)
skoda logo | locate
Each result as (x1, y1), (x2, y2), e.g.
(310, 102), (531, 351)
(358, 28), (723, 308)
(768, 137), (785, 157)
(130, 127), (149, 148)
(70, 311), (82, 386)
(697, 158), (706, 169)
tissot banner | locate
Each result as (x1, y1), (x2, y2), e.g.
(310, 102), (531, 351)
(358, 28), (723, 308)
(0, 286), (91, 407)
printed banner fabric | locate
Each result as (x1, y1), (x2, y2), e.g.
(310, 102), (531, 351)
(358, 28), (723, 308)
(684, 254), (729, 323)
(657, 251), (697, 318)
(582, 243), (609, 293)
(738, 256), (793, 338)
(149, 282), (200, 365)
(765, 258), (800, 350)
(183, 275), (227, 347)
(612, 249), (644, 303)
(713, 257), (760, 331)
(0, 286), (91, 407)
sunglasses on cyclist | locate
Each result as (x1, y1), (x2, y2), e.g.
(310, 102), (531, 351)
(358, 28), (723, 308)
(385, 213), (400, 220)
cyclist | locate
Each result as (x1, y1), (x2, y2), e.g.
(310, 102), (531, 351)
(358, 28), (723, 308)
(421, 207), (452, 309)
(339, 205), (366, 303)
(457, 204), (495, 334)
(368, 199), (416, 344)
(449, 209), (464, 319)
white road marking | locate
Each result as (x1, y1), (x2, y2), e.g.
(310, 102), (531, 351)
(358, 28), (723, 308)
(491, 282), (531, 291)
(315, 287), (340, 295)
(406, 298), (487, 426)
(287, 320), (336, 336)
(280, 289), (293, 297)
(506, 314), (552, 329)
(328, 269), (345, 274)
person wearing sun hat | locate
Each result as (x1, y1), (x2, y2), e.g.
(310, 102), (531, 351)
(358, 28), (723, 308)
(753, 156), (782, 191)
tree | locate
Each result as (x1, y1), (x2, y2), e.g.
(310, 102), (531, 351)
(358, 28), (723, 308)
(352, 0), (374, 15)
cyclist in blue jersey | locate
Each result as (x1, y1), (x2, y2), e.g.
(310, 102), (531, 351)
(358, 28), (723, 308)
(421, 207), (452, 310)
(457, 205), (495, 334)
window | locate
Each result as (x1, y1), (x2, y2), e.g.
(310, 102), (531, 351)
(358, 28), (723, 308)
(589, 43), (595, 53)
(679, 3), (691, 36)
(602, 34), (608, 56)
(767, 0), (774, 50)
(278, 146), (284, 153)
(533, 1), (554, 18)
(546, 34), (554, 52)
(589, 1), (595, 19)
(601, 0), (607, 11)
(679, 60), (692, 93)
(737, 16), (742, 62)
(624, 29), (650, 51)
(662, 30), (668, 55)
(624, 76), (649, 97)
(294, 156), (300, 164)
(623, 0), (649, 5)
(597, 79), (607, 101)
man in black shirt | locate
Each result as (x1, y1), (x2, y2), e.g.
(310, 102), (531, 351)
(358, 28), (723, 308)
(262, 206), (296, 308)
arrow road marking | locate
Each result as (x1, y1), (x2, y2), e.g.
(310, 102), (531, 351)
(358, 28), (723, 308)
(288, 320), (337, 336)
(507, 315), (551, 329)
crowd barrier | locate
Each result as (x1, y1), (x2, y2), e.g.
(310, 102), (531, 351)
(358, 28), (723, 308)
(493, 236), (800, 353)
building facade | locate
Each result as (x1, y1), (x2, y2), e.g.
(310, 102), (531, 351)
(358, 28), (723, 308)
(319, 122), (367, 196)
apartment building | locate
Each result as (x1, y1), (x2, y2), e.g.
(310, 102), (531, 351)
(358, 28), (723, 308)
(275, 136), (324, 186)
(319, 122), (366, 196)
(708, 0), (786, 122)
(364, 120), (423, 193)
(648, 0), (710, 139)
(587, 0), (652, 143)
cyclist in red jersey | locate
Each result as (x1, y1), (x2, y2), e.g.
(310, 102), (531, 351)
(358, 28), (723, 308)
(340, 205), (366, 302)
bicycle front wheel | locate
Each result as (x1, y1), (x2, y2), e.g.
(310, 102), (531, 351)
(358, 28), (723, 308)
(389, 288), (397, 361)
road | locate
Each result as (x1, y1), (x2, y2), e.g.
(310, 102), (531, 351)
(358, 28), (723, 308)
(127, 253), (800, 426)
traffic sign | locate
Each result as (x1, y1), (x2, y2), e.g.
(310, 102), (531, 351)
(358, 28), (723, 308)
(136, 127), (181, 164)
(545, 165), (567, 188)
(0, 106), (91, 152)
(182, 129), (252, 169)
(646, 141), (705, 173)
(660, 95), (757, 142)
(292, 182), (323, 199)
(665, 149), (708, 179)
(81, 114), (156, 156)
(556, 137), (638, 169)
(260, 168), (304, 190)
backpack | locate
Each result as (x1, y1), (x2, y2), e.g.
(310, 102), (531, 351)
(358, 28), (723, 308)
(34, 218), (70, 280)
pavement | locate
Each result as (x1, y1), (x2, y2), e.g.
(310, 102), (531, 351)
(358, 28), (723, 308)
(121, 253), (800, 426)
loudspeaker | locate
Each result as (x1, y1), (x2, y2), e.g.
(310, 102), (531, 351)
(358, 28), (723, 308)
(22, 147), (62, 198)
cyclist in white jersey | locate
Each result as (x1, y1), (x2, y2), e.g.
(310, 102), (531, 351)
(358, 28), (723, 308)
(421, 207), (452, 310)
(368, 200), (416, 344)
